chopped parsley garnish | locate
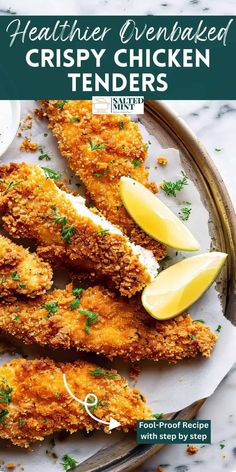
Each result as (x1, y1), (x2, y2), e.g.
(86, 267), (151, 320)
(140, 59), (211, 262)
(93, 169), (109, 178)
(84, 397), (100, 414)
(215, 148), (222, 152)
(18, 418), (24, 426)
(6, 180), (23, 191)
(50, 206), (76, 244)
(44, 133), (48, 137)
(189, 334), (195, 340)
(216, 325), (222, 333)
(13, 315), (20, 320)
(0, 409), (9, 423)
(42, 167), (62, 181)
(89, 139), (106, 151)
(45, 301), (58, 314)
(161, 172), (188, 197)
(61, 224), (76, 244)
(95, 229), (110, 237)
(61, 454), (79, 471)
(56, 100), (68, 109)
(72, 288), (84, 297)
(78, 309), (99, 334)
(38, 153), (51, 161)
(71, 117), (79, 123)
(219, 443), (225, 449)
(19, 284), (26, 289)
(132, 160), (141, 167)
(54, 215), (67, 226)
(119, 122), (124, 129)
(70, 297), (80, 310)
(11, 271), (19, 281)
(89, 368), (117, 378)
(194, 319), (205, 323)
(179, 206), (191, 221)
(153, 413), (164, 419)
(0, 382), (12, 403)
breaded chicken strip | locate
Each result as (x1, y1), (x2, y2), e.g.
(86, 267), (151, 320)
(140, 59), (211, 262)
(0, 357), (151, 447)
(0, 163), (159, 297)
(0, 284), (217, 362)
(40, 100), (166, 261)
(0, 234), (52, 297)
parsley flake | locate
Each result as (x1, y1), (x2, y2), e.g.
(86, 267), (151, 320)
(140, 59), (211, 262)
(132, 160), (141, 167)
(216, 325), (222, 333)
(72, 288), (84, 297)
(89, 368), (117, 378)
(45, 301), (58, 315)
(6, 180), (23, 191)
(161, 172), (188, 197)
(11, 271), (19, 281)
(61, 454), (79, 471)
(71, 117), (79, 123)
(95, 229), (110, 237)
(179, 206), (192, 221)
(42, 167), (62, 181)
(38, 153), (51, 161)
(61, 224), (76, 244)
(189, 334), (195, 340)
(89, 139), (106, 151)
(119, 122), (124, 129)
(0, 382), (12, 403)
(78, 309), (99, 334)
(56, 100), (68, 109)
(153, 413), (164, 419)
(70, 297), (80, 310)
(0, 409), (9, 423)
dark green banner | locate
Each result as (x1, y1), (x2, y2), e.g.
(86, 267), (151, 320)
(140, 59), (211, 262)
(137, 420), (211, 444)
(0, 16), (235, 99)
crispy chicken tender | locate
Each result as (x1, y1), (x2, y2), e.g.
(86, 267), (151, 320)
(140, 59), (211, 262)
(0, 234), (52, 298)
(40, 100), (167, 261)
(0, 163), (159, 297)
(0, 284), (217, 362)
(0, 357), (152, 447)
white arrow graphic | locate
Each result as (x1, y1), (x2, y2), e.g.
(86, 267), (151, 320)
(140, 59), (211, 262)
(63, 373), (121, 431)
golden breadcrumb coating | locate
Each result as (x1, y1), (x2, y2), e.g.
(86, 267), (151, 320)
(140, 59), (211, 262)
(0, 163), (158, 297)
(40, 100), (166, 261)
(0, 234), (52, 297)
(0, 284), (217, 362)
(0, 357), (152, 447)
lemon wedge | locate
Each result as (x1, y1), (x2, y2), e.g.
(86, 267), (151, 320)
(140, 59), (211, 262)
(120, 177), (200, 251)
(142, 252), (227, 320)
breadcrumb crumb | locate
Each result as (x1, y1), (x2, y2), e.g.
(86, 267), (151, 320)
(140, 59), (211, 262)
(186, 445), (199, 455)
(19, 138), (38, 152)
(157, 157), (168, 166)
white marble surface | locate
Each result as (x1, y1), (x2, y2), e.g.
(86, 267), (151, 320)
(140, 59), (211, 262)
(0, 1), (235, 471)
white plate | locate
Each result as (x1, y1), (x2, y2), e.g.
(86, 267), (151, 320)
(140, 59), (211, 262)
(0, 100), (21, 157)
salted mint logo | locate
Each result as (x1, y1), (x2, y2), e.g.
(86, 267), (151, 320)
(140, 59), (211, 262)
(92, 96), (144, 114)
